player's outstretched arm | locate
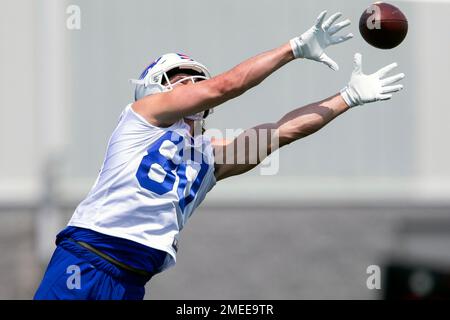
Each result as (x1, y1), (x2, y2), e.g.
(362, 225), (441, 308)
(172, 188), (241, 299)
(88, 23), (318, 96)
(133, 10), (352, 127)
(212, 94), (348, 181)
(133, 43), (294, 126)
(213, 53), (405, 181)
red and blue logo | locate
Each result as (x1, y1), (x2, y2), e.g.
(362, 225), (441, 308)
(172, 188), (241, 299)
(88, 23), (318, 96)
(177, 53), (193, 61)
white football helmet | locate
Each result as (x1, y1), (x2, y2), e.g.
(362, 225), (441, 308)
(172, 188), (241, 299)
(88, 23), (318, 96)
(130, 53), (213, 121)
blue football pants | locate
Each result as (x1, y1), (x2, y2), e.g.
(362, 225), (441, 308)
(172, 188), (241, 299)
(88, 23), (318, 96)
(34, 240), (149, 300)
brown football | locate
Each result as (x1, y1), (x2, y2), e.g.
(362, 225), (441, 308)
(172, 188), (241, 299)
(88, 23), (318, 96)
(359, 2), (408, 49)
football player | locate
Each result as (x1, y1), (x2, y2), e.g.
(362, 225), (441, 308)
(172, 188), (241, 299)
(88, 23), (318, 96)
(34, 11), (404, 299)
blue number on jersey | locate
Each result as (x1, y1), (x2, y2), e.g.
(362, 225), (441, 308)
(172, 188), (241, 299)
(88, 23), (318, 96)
(136, 131), (209, 211)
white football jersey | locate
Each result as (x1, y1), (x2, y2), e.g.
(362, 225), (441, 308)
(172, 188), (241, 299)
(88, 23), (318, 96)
(68, 104), (216, 271)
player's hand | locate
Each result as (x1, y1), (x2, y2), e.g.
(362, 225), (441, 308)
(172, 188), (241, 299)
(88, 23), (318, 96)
(290, 10), (353, 71)
(340, 53), (405, 108)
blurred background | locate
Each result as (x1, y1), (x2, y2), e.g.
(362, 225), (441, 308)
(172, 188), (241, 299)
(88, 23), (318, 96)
(1, 0), (450, 299)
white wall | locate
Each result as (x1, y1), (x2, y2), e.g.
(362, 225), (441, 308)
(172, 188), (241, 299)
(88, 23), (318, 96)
(0, 0), (39, 204)
(1, 0), (449, 206)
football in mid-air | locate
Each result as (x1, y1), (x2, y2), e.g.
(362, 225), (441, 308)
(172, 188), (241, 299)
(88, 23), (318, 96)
(359, 2), (408, 49)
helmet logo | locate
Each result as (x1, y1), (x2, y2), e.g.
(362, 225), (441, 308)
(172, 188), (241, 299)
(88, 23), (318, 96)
(177, 53), (193, 61)
(139, 56), (162, 80)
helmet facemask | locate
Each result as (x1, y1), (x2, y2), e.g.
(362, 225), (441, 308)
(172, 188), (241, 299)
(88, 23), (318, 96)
(162, 68), (213, 121)
(130, 53), (214, 123)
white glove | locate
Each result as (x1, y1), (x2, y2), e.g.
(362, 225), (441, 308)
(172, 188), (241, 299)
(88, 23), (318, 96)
(340, 53), (405, 108)
(290, 11), (353, 71)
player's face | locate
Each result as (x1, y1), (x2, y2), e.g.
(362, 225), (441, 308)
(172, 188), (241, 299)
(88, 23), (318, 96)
(165, 73), (198, 88)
